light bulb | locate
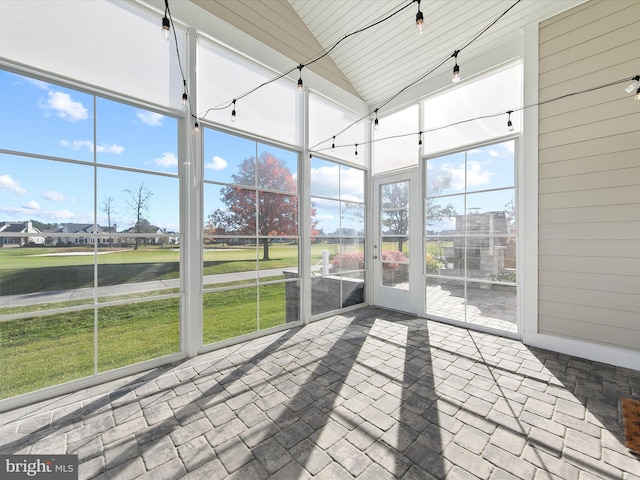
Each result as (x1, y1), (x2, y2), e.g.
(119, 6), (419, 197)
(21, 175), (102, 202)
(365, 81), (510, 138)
(374, 118), (379, 131)
(231, 100), (237, 122)
(162, 16), (170, 41)
(355, 144), (358, 158)
(625, 77), (640, 93)
(331, 136), (335, 152)
(416, 11), (424, 34)
(636, 87), (640, 101)
(415, 0), (424, 34)
(182, 92), (188, 107)
(194, 121), (199, 132)
(297, 65), (304, 94)
(625, 82), (638, 94)
(506, 110), (514, 131)
(452, 64), (460, 83)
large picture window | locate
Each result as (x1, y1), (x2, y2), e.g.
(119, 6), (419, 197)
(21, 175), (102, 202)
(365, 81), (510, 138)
(310, 157), (366, 315)
(425, 141), (517, 333)
(202, 128), (300, 344)
(0, 69), (182, 400)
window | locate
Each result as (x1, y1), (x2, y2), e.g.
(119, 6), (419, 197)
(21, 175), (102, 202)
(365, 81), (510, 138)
(425, 141), (517, 333)
(0, 69), (181, 400)
(202, 128), (300, 343)
(310, 157), (366, 315)
(422, 62), (522, 156)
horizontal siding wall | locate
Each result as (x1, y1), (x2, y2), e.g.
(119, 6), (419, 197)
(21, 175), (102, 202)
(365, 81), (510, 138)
(538, 0), (640, 350)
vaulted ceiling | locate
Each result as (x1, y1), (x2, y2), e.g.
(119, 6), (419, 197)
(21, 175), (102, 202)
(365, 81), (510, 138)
(192, 0), (585, 106)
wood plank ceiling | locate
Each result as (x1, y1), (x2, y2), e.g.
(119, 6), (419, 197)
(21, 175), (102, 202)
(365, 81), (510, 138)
(192, 0), (586, 107)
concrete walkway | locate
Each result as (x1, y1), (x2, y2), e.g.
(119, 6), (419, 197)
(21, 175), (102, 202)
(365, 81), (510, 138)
(0, 269), (286, 308)
(1, 307), (639, 479)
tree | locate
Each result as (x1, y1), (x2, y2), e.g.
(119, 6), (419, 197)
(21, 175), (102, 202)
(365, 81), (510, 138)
(205, 152), (299, 261)
(101, 196), (117, 248)
(124, 182), (153, 250)
(426, 170), (457, 228)
(381, 182), (410, 252)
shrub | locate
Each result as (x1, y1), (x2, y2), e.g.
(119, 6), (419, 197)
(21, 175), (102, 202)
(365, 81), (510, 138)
(381, 250), (408, 269)
(331, 250), (409, 271)
(331, 251), (364, 270)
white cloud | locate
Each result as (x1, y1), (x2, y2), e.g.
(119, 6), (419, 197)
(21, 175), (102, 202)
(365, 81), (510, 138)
(488, 149), (500, 157)
(0, 174), (27, 195)
(22, 200), (40, 211)
(205, 156), (228, 171)
(310, 165), (340, 198)
(136, 110), (164, 126)
(43, 190), (72, 202)
(442, 160), (492, 190)
(60, 140), (124, 154)
(24, 77), (49, 90)
(0, 205), (81, 221)
(154, 152), (178, 168)
(467, 161), (493, 186)
(97, 144), (125, 154)
(40, 91), (88, 122)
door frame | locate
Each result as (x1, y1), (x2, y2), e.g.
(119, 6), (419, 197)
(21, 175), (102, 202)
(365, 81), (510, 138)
(371, 167), (423, 314)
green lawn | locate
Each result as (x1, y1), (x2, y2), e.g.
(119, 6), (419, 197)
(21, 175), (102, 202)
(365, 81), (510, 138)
(0, 299), (180, 399)
(0, 244), (306, 399)
(0, 242), (368, 399)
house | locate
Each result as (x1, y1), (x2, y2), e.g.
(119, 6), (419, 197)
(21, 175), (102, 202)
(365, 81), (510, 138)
(0, 221), (45, 247)
(55, 223), (119, 246)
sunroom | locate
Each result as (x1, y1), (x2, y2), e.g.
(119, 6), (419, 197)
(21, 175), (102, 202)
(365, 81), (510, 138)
(0, 0), (639, 477)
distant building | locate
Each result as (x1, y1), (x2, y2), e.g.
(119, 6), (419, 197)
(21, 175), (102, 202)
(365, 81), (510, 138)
(0, 221), (45, 247)
(53, 223), (118, 246)
(443, 211), (512, 279)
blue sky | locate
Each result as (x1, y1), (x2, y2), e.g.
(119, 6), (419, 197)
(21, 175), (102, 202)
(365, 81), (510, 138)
(1, 69), (515, 237)
(0, 70), (180, 232)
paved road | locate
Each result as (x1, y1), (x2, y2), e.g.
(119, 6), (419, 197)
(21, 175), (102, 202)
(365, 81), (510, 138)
(0, 268), (289, 309)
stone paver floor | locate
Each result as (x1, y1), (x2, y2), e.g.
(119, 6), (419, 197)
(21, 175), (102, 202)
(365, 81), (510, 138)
(1, 307), (639, 479)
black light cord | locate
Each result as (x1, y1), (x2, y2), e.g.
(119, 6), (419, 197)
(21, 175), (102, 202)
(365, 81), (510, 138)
(309, 75), (638, 155)
(197, 0), (415, 120)
(309, 0), (523, 151)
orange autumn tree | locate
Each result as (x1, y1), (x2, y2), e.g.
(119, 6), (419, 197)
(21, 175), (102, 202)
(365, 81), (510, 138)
(207, 152), (316, 260)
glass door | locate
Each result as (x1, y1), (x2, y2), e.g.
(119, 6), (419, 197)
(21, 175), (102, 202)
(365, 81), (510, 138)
(372, 169), (422, 313)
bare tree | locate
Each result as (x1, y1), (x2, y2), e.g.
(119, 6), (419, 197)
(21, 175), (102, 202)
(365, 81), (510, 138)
(101, 196), (117, 248)
(124, 182), (153, 250)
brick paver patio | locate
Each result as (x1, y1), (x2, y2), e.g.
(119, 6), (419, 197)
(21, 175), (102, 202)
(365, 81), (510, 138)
(1, 307), (639, 479)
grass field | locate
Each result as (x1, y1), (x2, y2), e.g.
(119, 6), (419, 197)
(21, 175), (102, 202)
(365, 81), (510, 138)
(0, 243), (320, 399)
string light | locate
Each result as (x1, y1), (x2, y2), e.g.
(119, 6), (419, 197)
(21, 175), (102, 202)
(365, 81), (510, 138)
(415, 0), (424, 34)
(452, 50), (460, 83)
(374, 109), (379, 131)
(331, 136), (336, 152)
(355, 143), (358, 158)
(311, 1), (525, 152)
(297, 65), (304, 94)
(307, 75), (638, 157)
(194, 121), (199, 132)
(231, 99), (237, 122)
(506, 110), (514, 131)
(182, 80), (188, 107)
(624, 75), (639, 93)
(162, 0), (171, 41)
(636, 88), (640, 102)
